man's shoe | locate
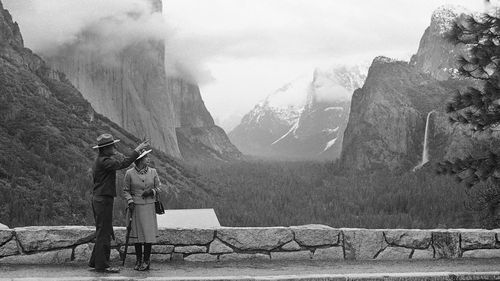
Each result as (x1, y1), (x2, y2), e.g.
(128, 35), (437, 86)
(95, 267), (120, 273)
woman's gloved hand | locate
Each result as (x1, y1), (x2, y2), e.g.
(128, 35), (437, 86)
(141, 189), (154, 199)
(128, 202), (135, 211)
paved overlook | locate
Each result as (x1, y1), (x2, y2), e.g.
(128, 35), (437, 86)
(1, 259), (500, 281)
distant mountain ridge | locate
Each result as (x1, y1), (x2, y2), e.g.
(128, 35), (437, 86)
(230, 65), (367, 160)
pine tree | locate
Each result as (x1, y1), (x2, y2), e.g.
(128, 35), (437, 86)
(437, 8), (500, 227)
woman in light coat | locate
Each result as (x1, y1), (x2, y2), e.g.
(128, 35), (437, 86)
(123, 149), (162, 271)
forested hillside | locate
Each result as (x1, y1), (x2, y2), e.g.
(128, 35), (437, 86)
(190, 160), (476, 228)
(0, 67), (213, 227)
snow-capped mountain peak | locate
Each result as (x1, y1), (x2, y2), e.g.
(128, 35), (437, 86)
(229, 63), (368, 160)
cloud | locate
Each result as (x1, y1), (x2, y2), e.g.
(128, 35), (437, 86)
(4, 0), (165, 52)
(3, 0), (216, 83)
(2, 0), (487, 88)
(163, 0), (485, 62)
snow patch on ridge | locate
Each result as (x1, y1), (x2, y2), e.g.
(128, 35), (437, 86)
(373, 56), (404, 64)
(431, 5), (470, 34)
(324, 107), (344, 112)
(323, 138), (337, 152)
(323, 127), (339, 134)
(271, 122), (299, 145)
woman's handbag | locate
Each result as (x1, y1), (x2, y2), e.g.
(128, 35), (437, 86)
(155, 195), (165, 214)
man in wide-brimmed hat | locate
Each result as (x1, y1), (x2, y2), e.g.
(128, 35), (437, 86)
(89, 133), (149, 273)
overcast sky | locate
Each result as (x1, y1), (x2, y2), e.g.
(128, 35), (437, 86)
(163, 0), (485, 129)
(3, 0), (486, 130)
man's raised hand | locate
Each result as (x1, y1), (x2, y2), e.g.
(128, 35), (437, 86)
(135, 139), (150, 152)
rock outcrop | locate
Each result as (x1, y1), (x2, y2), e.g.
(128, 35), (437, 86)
(48, 38), (182, 156)
(340, 6), (475, 171)
(44, 0), (240, 161)
(410, 5), (470, 80)
(0, 2), (22, 47)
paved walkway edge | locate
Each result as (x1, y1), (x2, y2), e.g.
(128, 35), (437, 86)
(2, 271), (500, 281)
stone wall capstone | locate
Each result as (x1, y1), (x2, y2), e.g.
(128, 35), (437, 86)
(15, 226), (94, 252)
(1, 226), (500, 264)
(217, 227), (293, 251)
(384, 230), (431, 249)
(291, 225), (341, 247)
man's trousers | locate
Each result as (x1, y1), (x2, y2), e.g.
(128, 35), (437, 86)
(89, 195), (114, 270)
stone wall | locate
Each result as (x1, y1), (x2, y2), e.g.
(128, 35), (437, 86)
(1, 225), (499, 264)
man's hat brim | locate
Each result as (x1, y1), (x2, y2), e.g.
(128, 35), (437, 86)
(92, 139), (120, 149)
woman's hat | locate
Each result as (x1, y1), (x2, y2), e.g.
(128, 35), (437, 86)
(137, 149), (152, 160)
(92, 133), (120, 149)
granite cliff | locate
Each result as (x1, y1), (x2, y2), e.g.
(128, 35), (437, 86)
(45, 0), (240, 161)
(410, 5), (470, 81)
(340, 6), (475, 171)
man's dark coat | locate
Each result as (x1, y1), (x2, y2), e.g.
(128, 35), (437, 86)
(89, 149), (139, 270)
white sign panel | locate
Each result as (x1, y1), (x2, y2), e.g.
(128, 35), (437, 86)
(157, 209), (221, 228)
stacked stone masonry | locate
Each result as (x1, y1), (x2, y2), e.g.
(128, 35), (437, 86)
(0, 225), (499, 264)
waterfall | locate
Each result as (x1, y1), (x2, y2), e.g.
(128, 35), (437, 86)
(413, 111), (434, 171)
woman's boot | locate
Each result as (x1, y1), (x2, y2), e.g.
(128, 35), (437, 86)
(134, 243), (143, 270)
(139, 243), (151, 271)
